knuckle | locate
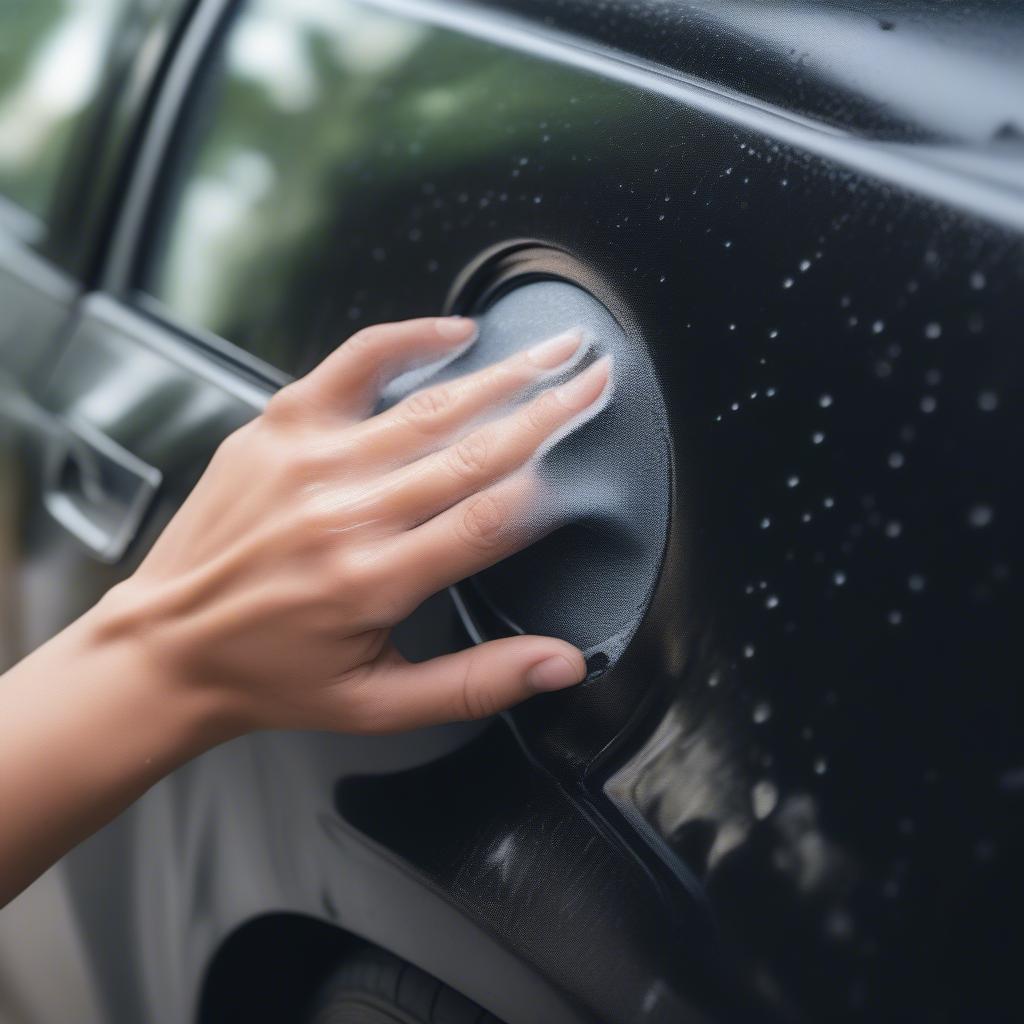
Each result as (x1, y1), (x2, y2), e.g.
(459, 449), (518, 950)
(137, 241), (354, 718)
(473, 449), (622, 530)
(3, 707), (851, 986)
(526, 391), (560, 432)
(265, 383), (305, 422)
(455, 655), (499, 721)
(297, 503), (335, 545)
(346, 323), (393, 356)
(403, 384), (453, 424)
(213, 423), (250, 460)
(485, 362), (517, 391)
(458, 493), (508, 549)
(331, 546), (380, 592)
(447, 434), (489, 478)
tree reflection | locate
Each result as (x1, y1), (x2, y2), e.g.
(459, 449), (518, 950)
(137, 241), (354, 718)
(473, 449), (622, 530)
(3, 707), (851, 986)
(149, 0), (625, 372)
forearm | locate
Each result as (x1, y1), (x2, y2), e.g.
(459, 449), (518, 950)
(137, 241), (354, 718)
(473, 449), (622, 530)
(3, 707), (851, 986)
(0, 596), (233, 906)
(0, 316), (591, 907)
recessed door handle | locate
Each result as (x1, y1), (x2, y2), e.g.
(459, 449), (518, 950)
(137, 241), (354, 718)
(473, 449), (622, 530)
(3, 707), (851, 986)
(41, 414), (162, 564)
(2, 375), (160, 562)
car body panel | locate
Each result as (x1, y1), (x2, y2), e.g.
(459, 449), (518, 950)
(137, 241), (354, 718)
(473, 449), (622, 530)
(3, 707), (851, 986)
(3, 1), (1022, 1022)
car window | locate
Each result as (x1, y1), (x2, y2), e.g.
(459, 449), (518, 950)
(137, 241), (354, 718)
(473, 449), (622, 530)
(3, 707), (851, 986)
(139, 0), (616, 376)
(0, 0), (134, 239)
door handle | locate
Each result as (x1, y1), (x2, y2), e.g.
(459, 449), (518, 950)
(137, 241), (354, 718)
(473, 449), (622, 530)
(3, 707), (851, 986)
(0, 374), (161, 563)
(42, 414), (162, 564)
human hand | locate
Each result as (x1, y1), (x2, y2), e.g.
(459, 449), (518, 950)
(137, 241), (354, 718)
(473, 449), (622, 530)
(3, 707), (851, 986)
(97, 317), (609, 735)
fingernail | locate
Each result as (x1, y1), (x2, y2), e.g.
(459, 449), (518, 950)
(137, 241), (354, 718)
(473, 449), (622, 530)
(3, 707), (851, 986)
(526, 655), (585, 692)
(526, 329), (583, 369)
(555, 355), (611, 410)
(436, 316), (478, 342)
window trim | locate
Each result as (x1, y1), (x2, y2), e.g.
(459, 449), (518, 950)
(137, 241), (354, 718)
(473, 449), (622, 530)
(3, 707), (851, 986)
(100, 0), (264, 373)
(0, 0), (198, 278)
(0, 193), (43, 246)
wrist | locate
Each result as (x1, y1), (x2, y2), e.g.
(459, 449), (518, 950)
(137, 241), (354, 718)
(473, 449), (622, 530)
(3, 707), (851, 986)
(83, 582), (245, 752)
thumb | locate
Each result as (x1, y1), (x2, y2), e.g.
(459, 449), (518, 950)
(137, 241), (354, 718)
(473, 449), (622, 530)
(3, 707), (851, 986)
(353, 636), (587, 733)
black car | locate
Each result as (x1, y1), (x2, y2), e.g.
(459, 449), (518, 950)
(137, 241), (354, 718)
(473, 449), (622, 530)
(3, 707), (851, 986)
(2, 1), (1023, 1022)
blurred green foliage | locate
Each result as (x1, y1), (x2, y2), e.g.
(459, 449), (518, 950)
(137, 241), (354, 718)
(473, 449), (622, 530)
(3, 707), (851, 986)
(0, 0), (126, 225)
(148, 0), (622, 371)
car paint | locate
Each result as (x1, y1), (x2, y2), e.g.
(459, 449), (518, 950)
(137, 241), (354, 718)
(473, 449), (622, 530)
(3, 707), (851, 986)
(2, 1), (1023, 1022)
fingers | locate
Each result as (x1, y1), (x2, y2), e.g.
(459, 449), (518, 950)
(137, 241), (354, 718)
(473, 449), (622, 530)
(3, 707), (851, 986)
(278, 317), (478, 420)
(382, 356), (610, 528)
(354, 329), (584, 466)
(344, 637), (586, 732)
(375, 471), (542, 618)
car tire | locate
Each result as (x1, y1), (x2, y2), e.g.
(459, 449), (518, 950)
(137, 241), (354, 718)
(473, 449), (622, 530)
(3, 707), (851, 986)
(308, 944), (503, 1024)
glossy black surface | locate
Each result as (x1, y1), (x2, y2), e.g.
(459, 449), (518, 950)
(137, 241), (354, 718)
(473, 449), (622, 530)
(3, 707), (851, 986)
(2, 0), (1023, 1022)
(479, 0), (1024, 144)
(383, 274), (671, 670)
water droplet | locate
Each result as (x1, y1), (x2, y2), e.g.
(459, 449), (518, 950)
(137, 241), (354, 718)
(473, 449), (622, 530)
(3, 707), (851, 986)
(728, 322), (736, 331)
(799, 259), (811, 272)
(970, 270), (987, 290)
(787, 475), (800, 488)
(978, 391), (999, 412)
(885, 520), (902, 538)
(872, 319), (885, 334)
(924, 322), (942, 339)
(765, 594), (780, 609)
(707, 671), (721, 688)
(813, 757), (828, 775)
(823, 496), (835, 508)
(888, 609), (903, 625)
(801, 512), (812, 523)
(908, 573), (926, 592)
(730, 401), (740, 411)
(812, 431), (825, 444)
(659, 274), (667, 284)
(658, 213), (665, 222)
(723, 240), (732, 249)
(760, 517), (772, 529)
(833, 570), (847, 586)
(743, 643), (756, 659)
(753, 701), (772, 723)
(819, 393), (833, 408)
(766, 386), (777, 397)
(751, 779), (779, 819)
(968, 504), (994, 528)
(825, 909), (854, 941)
(782, 277), (794, 289)
(920, 395), (937, 413)
(888, 451), (905, 469)
(768, 328), (779, 339)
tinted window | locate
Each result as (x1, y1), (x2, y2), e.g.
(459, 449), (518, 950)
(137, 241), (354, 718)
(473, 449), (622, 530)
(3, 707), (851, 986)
(0, 0), (133, 235)
(140, 0), (615, 374)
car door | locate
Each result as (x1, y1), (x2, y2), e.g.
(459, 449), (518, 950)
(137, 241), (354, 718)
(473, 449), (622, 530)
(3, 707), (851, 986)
(14, 1), (1024, 1024)
(0, 0), (198, 664)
